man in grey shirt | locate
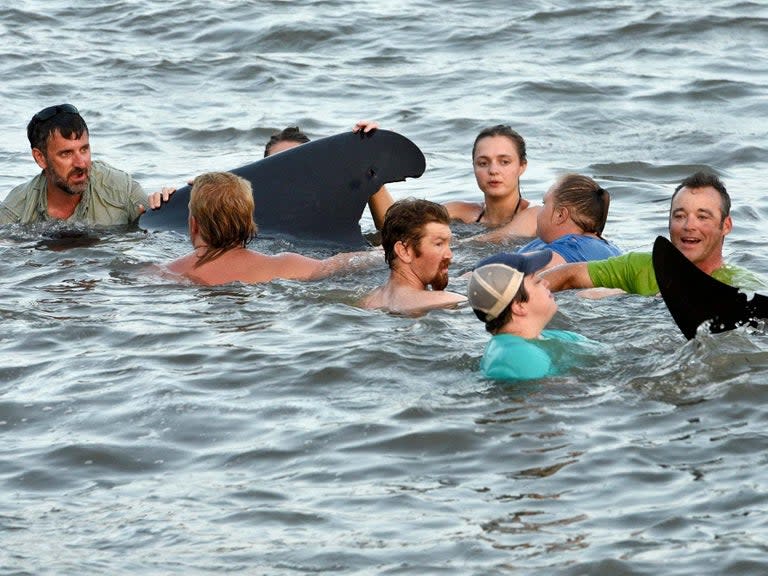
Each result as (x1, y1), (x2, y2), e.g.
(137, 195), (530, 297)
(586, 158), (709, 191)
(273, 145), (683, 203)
(0, 103), (171, 226)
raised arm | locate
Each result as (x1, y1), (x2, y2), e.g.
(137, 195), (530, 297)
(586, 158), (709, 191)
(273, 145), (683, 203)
(367, 186), (393, 230)
(353, 120), (394, 230)
(538, 261), (594, 292)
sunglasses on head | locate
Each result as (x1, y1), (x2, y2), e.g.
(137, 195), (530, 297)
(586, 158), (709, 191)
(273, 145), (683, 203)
(32, 103), (79, 123)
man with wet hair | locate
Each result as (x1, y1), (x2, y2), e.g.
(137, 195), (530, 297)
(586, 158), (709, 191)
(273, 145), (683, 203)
(165, 171), (376, 285)
(0, 103), (172, 226)
(540, 171), (764, 295)
(360, 198), (467, 314)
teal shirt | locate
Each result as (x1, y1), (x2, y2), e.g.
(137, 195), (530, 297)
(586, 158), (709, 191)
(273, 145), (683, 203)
(587, 251), (765, 295)
(0, 160), (147, 226)
(480, 329), (594, 381)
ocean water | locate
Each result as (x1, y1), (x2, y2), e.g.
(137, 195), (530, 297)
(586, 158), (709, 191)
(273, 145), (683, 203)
(2, 1), (768, 574)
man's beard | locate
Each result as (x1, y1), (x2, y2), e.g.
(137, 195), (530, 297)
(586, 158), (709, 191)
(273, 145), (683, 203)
(429, 266), (450, 291)
(49, 166), (89, 196)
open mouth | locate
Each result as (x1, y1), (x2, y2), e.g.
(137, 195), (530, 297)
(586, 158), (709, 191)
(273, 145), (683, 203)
(679, 237), (701, 246)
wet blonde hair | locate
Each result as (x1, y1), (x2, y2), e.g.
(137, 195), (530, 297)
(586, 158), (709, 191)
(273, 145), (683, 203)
(189, 172), (257, 267)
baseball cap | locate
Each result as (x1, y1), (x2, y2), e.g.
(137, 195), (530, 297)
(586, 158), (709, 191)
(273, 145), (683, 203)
(468, 250), (553, 321)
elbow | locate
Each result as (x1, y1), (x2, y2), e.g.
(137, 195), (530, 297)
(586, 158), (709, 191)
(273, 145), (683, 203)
(541, 263), (587, 292)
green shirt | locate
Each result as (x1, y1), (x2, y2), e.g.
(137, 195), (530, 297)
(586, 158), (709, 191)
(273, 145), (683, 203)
(0, 160), (147, 226)
(587, 251), (765, 295)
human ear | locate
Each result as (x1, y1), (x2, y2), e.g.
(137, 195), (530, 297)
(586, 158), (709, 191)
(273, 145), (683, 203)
(722, 215), (733, 236)
(189, 215), (199, 236)
(32, 148), (48, 170)
(394, 240), (412, 263)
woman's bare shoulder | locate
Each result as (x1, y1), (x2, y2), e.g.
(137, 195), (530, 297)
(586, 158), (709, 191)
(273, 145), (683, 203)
(443, 200), (483, 223)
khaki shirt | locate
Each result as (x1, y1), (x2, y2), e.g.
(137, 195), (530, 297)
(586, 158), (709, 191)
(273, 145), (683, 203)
(0, 160), (147, 226)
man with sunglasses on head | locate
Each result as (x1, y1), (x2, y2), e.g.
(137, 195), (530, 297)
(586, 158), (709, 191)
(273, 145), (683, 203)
(0, 103), (172, 226)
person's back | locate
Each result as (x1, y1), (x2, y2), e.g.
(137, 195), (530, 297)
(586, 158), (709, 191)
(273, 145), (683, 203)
(168, 247), (349, 286)
(165, 172), (374, 285)
(520, 234), (621, 264)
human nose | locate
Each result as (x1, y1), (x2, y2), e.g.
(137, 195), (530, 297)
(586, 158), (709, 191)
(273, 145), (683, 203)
(72, 150), (88, 168)
(682, 214), (696, 229)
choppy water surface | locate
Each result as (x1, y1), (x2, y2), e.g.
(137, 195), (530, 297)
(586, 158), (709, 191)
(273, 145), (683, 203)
(2, 1), (768, 574)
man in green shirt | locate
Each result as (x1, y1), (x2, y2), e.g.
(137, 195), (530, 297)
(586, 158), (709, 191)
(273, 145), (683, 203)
(540, 171), (764, 294)
(0, 103), (172, 227)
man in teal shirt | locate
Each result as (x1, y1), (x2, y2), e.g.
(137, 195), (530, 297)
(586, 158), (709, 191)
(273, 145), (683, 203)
(0, 103), (172, 227)
(540, 171), (764, 294)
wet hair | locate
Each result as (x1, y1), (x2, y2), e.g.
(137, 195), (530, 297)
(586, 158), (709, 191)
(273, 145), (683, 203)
(471, 124), (527, 163)
(381, 198), (450, 269)
(480, 281), (530, 334)
(264, 126), (310, 157)
(551, 173), (611, 236)
(189, 172), (257, 267)
(27, 104), (88, 154)
(672, 171), (731, 221)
